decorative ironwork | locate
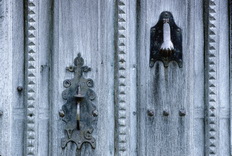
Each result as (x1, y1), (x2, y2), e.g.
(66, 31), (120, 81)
(60, 53), (97, 151)
(150, 11), (182, 68)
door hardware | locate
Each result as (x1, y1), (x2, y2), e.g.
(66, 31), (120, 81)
(147, 110), (154, 117)
(150, 11), (182, 68)
(179, 109), (186, 116)
(59, 53), (97, 151)
(163, 110), (169, 116)
(17, 86), (23, 92)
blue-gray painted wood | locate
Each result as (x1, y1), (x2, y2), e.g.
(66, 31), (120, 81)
(51, 0), (115, 155)
(0, 0), (231, 156)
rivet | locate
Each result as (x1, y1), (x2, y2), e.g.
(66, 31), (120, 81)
(92, 110), (98, 117)
(179, 109), (186, 116)
(147, 110), (154, 117)
(17, 86), (23, 92)
(66, 66), (75, 72)
(163, 110), (169, 116)
(86, 79), (94, 87)
(0, 110), (3, 116)
(149, 62), (154, 68)
(63, 80), (71, 88)
(59, 110), (65, 117)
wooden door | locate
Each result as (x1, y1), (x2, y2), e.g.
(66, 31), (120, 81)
(137, 0), (231, 156)
(0, 0), (231, 156)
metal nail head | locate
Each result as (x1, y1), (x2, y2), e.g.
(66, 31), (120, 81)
(147, 110), (154, 117)
(163, 110), (169, 116)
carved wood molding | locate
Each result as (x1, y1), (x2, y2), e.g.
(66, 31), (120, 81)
(26, 0), (37, 155)
(116, 0), (128, 155)
(205, 0), (218, 155)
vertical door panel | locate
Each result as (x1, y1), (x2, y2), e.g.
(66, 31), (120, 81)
(192, 1), (205, 155)
(37, 0), (52, 155)
(137, 0), (204, 156)
(218, 0), (230, 155)
(50, 0), (115, 155)
(0, 0), (25, 155)
(12, 0), (25, 155)
(0, 0), (231, 156)
(0, 0), (13, 155)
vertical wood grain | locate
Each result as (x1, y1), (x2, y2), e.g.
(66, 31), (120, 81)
(192, 0), (205, 155)
(0, 1), (230, 156)
(218, 1), (230, 155)
(11, 0), (25, 155)
(50, 0), (115, 155)
(127, 0), (137, 155)
(0, 0), (13, 155)
(0, 1), (26, 155)
(137, 0), (204, 156)
(37, 0), (52, 155)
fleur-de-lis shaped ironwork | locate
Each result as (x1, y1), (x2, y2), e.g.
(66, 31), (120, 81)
(59, 53), (97, 152)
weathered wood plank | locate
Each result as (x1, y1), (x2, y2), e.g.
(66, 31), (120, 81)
(0, 0), (13, 155)
(0, 1), (231, 156)
(50, 0), (115, 155)
(37, 0), (52, 155)
(218, 1), (230, 156)
(137, 0), (204, 156)
(11, 0), (25, 155)
(0, 1), (26, 155)
(127, 0), (137, 155)
(192, 0), (205, 155)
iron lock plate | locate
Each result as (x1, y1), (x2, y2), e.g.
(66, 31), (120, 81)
(60, 53), (97, 151)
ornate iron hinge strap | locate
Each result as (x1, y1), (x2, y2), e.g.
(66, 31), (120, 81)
(150, 11), (183, 68)
(59, 53), (97, 151)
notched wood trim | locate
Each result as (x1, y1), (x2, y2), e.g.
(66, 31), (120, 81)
(116, 0), (128, 155)
(25, 0), (37, 155)
(205, 0), (218, 155)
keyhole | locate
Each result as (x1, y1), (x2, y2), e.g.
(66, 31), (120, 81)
(77, 120), (80, 130)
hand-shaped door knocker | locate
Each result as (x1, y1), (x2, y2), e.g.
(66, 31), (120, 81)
(150, 11), (183, 68)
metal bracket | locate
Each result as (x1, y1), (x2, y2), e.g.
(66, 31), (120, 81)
(150, 11), (183, 68)
(60, 53), (97, 151)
